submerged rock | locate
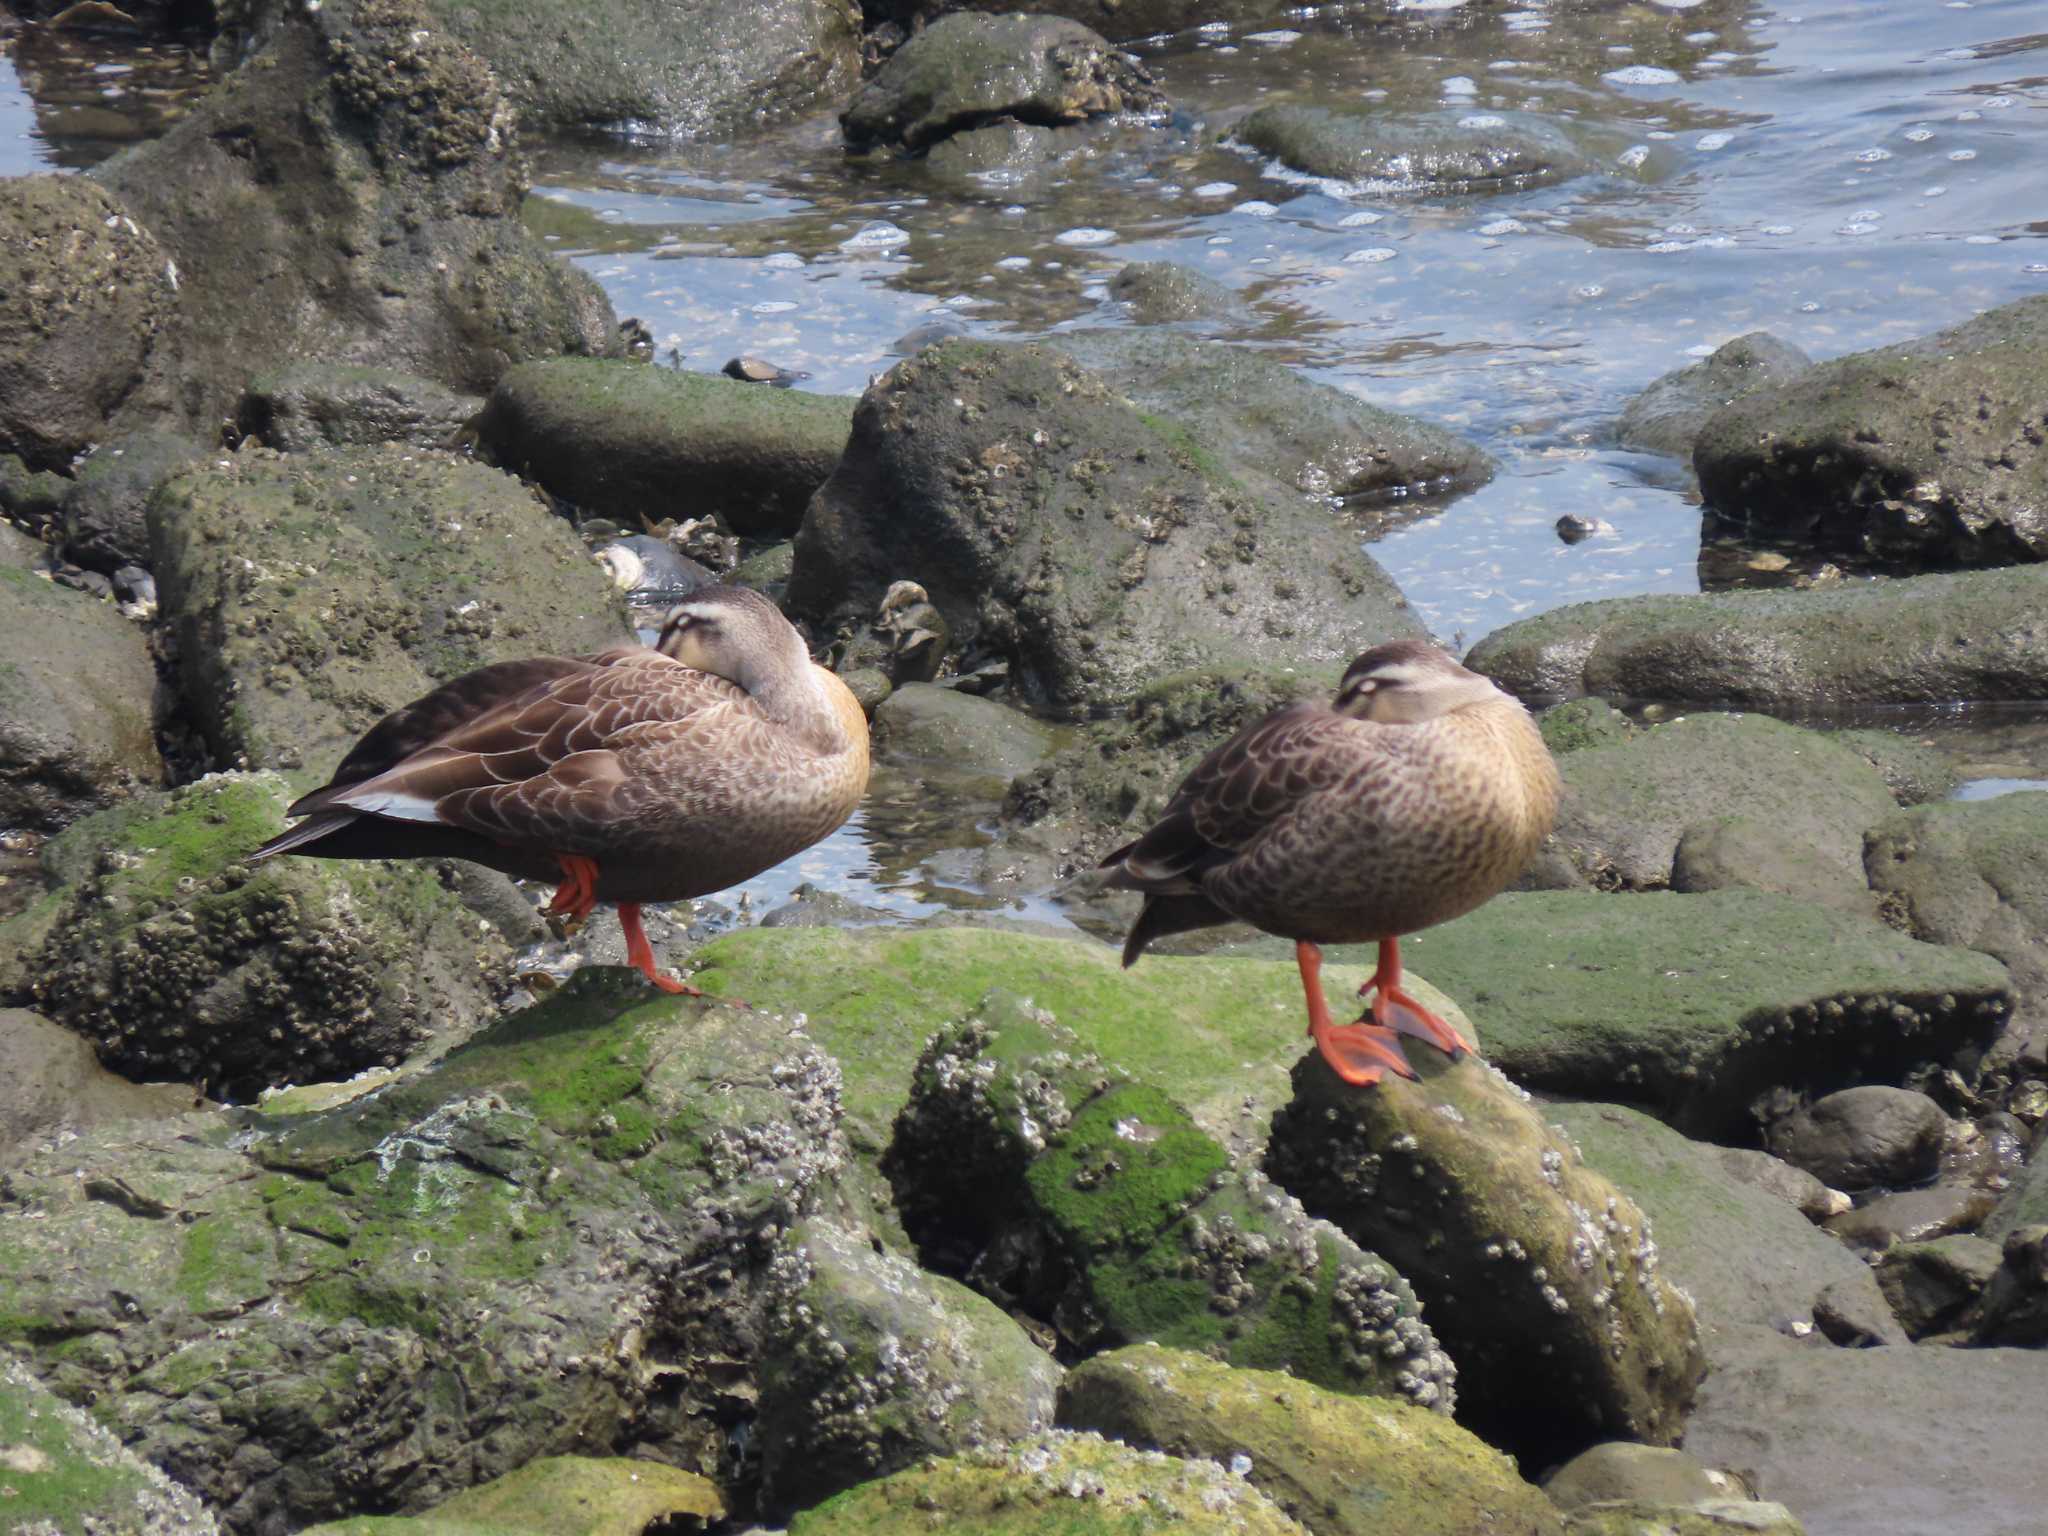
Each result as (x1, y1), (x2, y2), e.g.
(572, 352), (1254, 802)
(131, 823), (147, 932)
(1107, 261), (1250, 327)
(1232, 107), (1596, 194)
(297, 1455), (723, 1536)
(1615, 332), (1813, 461)
(238, 363), (482, 455)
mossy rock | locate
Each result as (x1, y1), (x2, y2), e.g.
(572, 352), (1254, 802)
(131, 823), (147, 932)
(790, 1429), (1310, 1536)
(150, 442), (629, 778)
(1230, 107), (1597, 194)
(883, 993), (1456, 1412)
(240, 362), (482, 455)
(1266, 1050), (1706, 1469)
(296, 1454), (723, 1535)
(1561, 1502), (1806, 1536)
(1059, 1345), (1563, 1536)
(1539, 697), (1634, 757)
(1615, 332), (1811, 461)
(1410, 889), (2012, 1137)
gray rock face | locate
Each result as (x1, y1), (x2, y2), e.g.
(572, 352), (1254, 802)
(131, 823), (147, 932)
(1231, 107), (1595, 194)
(1974, 1225), (2048, 1345)
(872, 683), (1055, 782)
(0, 176), (173, 471)
(59, 430), (205, 571)
(238, 363), (482, 454)
(0, 523), (162, 830)
(1875, 1234), (2000, 1337)
(1713, 1147), (1848, 1222)
(1812, 1275), (1907, 1347)
(1616, 333), (1812, 460)
(1696, 295), (2048, 572)
(1466, 564), (2048, 711)
(787, 340), (1420, 713)
(0, 1008), (198, 1164)
(478, 359), (855, 538)
(1765, 1087), (1949, 1191)
(842, 13), (1160, 151)
(95, 0), (617, 443)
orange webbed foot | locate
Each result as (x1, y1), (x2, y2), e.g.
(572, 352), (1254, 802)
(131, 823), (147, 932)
(619, 902), (705, 998)
(543, 853), (602, 925)
(1358, 935), (1475, 1060)
(1296, 938), (1415, 1089)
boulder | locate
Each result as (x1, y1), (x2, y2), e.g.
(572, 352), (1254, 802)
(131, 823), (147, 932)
(1713, 1147), (1849, 1223)
(1465, 565), (2048, 711)
(924, 121), (1064, 195)
(297, 1456), (722, 1536)
(1696, 295), (2048, 572)
(1108, 261), (1250, 327)
(1615, 333), (1812, 461)
(1266, 1052), (1706, 1468)
(1231, 107), (1598, 194)
(787, 339), (1420, 713)
(1544, 1443), (1727, 1511)
(59, 429), (205, 571)
(0, 1008), (197, 1163)
(1973, 1225), (2048, 1346)
(148, 443), (629, 777)
(1830, 728), (1959, 806)
(0, 452), (70, 536)
(1764, 1086), (1949, 1191)
(841, 13), (1160, 152)
(0, 523), (162, 829)
(238, 363), (481, 455)
(1824, 1182), (1998, 1255)
(1874, 1235), (2001, 1337)
(0, 175), (173, 471)
(477, 358), (855, 537)
(1060, 1345), (1564, 1536)
(1811, 1276), (1907, 1347)
(871, 682), (1057, 783)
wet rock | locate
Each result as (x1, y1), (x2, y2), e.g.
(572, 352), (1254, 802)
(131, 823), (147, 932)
(1824, 1181), (1997, 1255)
(1696, 295), (2048, 572)
(0, 1007), (197, 1163)
(1812, 1275), (1907, 1347)
(593, 533), (716, 602)
(787, 340), (1420, 714)
(237, 363), (482, 455)
(0, 452), (71, 536)
(841, 12), (1160, 153)
(723, 355), (813, 387)
(0, 175), (173, 471)
(924, 121), (1063, 194)
(479, 358), (855, 537)
(1615, 332), (1812, 461)
(1540, 696), (1635, 756)
(755, 1215), (1060, 1515)
(872, 683), (1055, 783)
(1548, 712), (1892, 905)
(0, 1350), (222, 1536)
(1465, 564), (2048, 711)
(1712, 1147), (1848, 1223)
(0, 522), (162, 830)
(1410, 889), (2011, 1138)
(58, 429), (204, 571)
(1874, 1234), (2000, 1337)
(1983, 1136), (2048, 1245)
(1060, 1345), (1563, 1536)
(789, 1428), (1309, 1535)
(1562, 1502), (1807, 1536)
(297, 1455), (723, 1536)
(758, 883), (893, 928)
(867, 0), (1300, 44)
(0, 773), (509, 1098)
(0, 971), (865, 1530)
(1108, 260), (1249, 326)
(1973, 1225), (2048, 1345)
(1830, 728), (1959, 806)
(1231, 107), (1597, 195)
(97, 0), (617, 443)
(1765, 1086), (1949, 1192)
(1266, 1053), (1705, 1468)
(731, 537), (797, 600)
(1048, 328), (1494, 512)
(1545, 1443), (1726, 1511)
(886, 994), (1457, 1409)
(149, 442), (629, 775)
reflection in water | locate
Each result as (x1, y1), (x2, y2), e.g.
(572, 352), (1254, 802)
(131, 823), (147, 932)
(0, 28), (211, 174)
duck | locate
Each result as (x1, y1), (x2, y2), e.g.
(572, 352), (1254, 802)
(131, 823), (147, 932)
(248, 584), (870, 994)
(1099, 638), (1559, 1086)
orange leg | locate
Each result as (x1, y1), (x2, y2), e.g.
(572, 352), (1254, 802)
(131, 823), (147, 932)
(543, 853), (601, 924)
(1298, 939), (1415, 1086)
(1356, 936), (1475, 1060)
(618, 902), (700, 997)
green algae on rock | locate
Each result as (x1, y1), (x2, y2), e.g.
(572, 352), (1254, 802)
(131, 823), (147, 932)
(884, 993), (1457, 1411)
(295, 1454), (723, 1536)
(149, 443), (630, 778)
(1266, 1050), (1706, 1469)
(1614, 332), (1812, 462)
(0, 773), (507, 1098)
(1561, 1500), (1807, 1536)
(1408, 889), (2012, 1137)
(790, 1428), (1311, 1536)
(1059, 1345), (1563, 1536)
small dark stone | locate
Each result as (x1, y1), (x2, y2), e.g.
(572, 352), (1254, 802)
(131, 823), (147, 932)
(1555, 513), (1605, 544)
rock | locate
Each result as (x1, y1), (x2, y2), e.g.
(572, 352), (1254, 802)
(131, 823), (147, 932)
(1696, 295), (2048, 572)
(478, 359), (856, 537)
(1562, 1502), (1807, 1536)
(1060, 1345), (1564, 1536)
(731, 538), (796, 599)
(1546, 712), (1892, 904)
(238, 363), (481, 454)
(872, 683), (1055, 783)
(1713, 1147), (1848, 1222)
(298, 1456), (723, 1536)
(1266, 1052), (1705, 1468)
(0, 972), (867, 1530)
(1811, 1275), (1907, 1347)
(1231, 107), (1597, 194)
(1765, 1086), (1949, 1191)
(885, 994), (1457, 1410)
(0, 522), (162, 829)
(1465, 565), (2048, 711)
(1983, 1136), (2048, 1244)
(755, 1215), (1061, 1515)
(1829, 728), (1958, 807)
(1540, 696), (1635, 756)
(0, 452), (70, 536)
(1108, 261), (1249, 326)
(1973, 1225), (2048, 1345)
(149, 442), (629, 776)
(1874, 1234), (2001, 1337)
(593, 534), (717, 602)
(59, 429), (204, 571)
(1615, 333), (1812, 460)
(866, 0), (1301, 43)
(841, 13), (1160, 152)
(789, 1429), (1310, 1535)
(758, 883), (893, 929)
(924, 121), (1063, 194)
(0, 773), (509, 1098)
(723, 355), (813, 387)
(1407, 890), (2011, 1138)
(0, 176), (173, 471)
(1047, 328), (1494, 513)
(1824, 1182), (1997, 1254)
(1544, 1443), (1727, 1511)
(0, 1008), (197, 1162)
(0, 1350), (222, 1535)
(96, 0), (618, 442)
(786, 340), (1420, 714)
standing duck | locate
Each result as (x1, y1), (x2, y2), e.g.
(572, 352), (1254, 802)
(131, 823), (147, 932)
(1100, 639), (1559, 1086)
(249, 584), (869, 994)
